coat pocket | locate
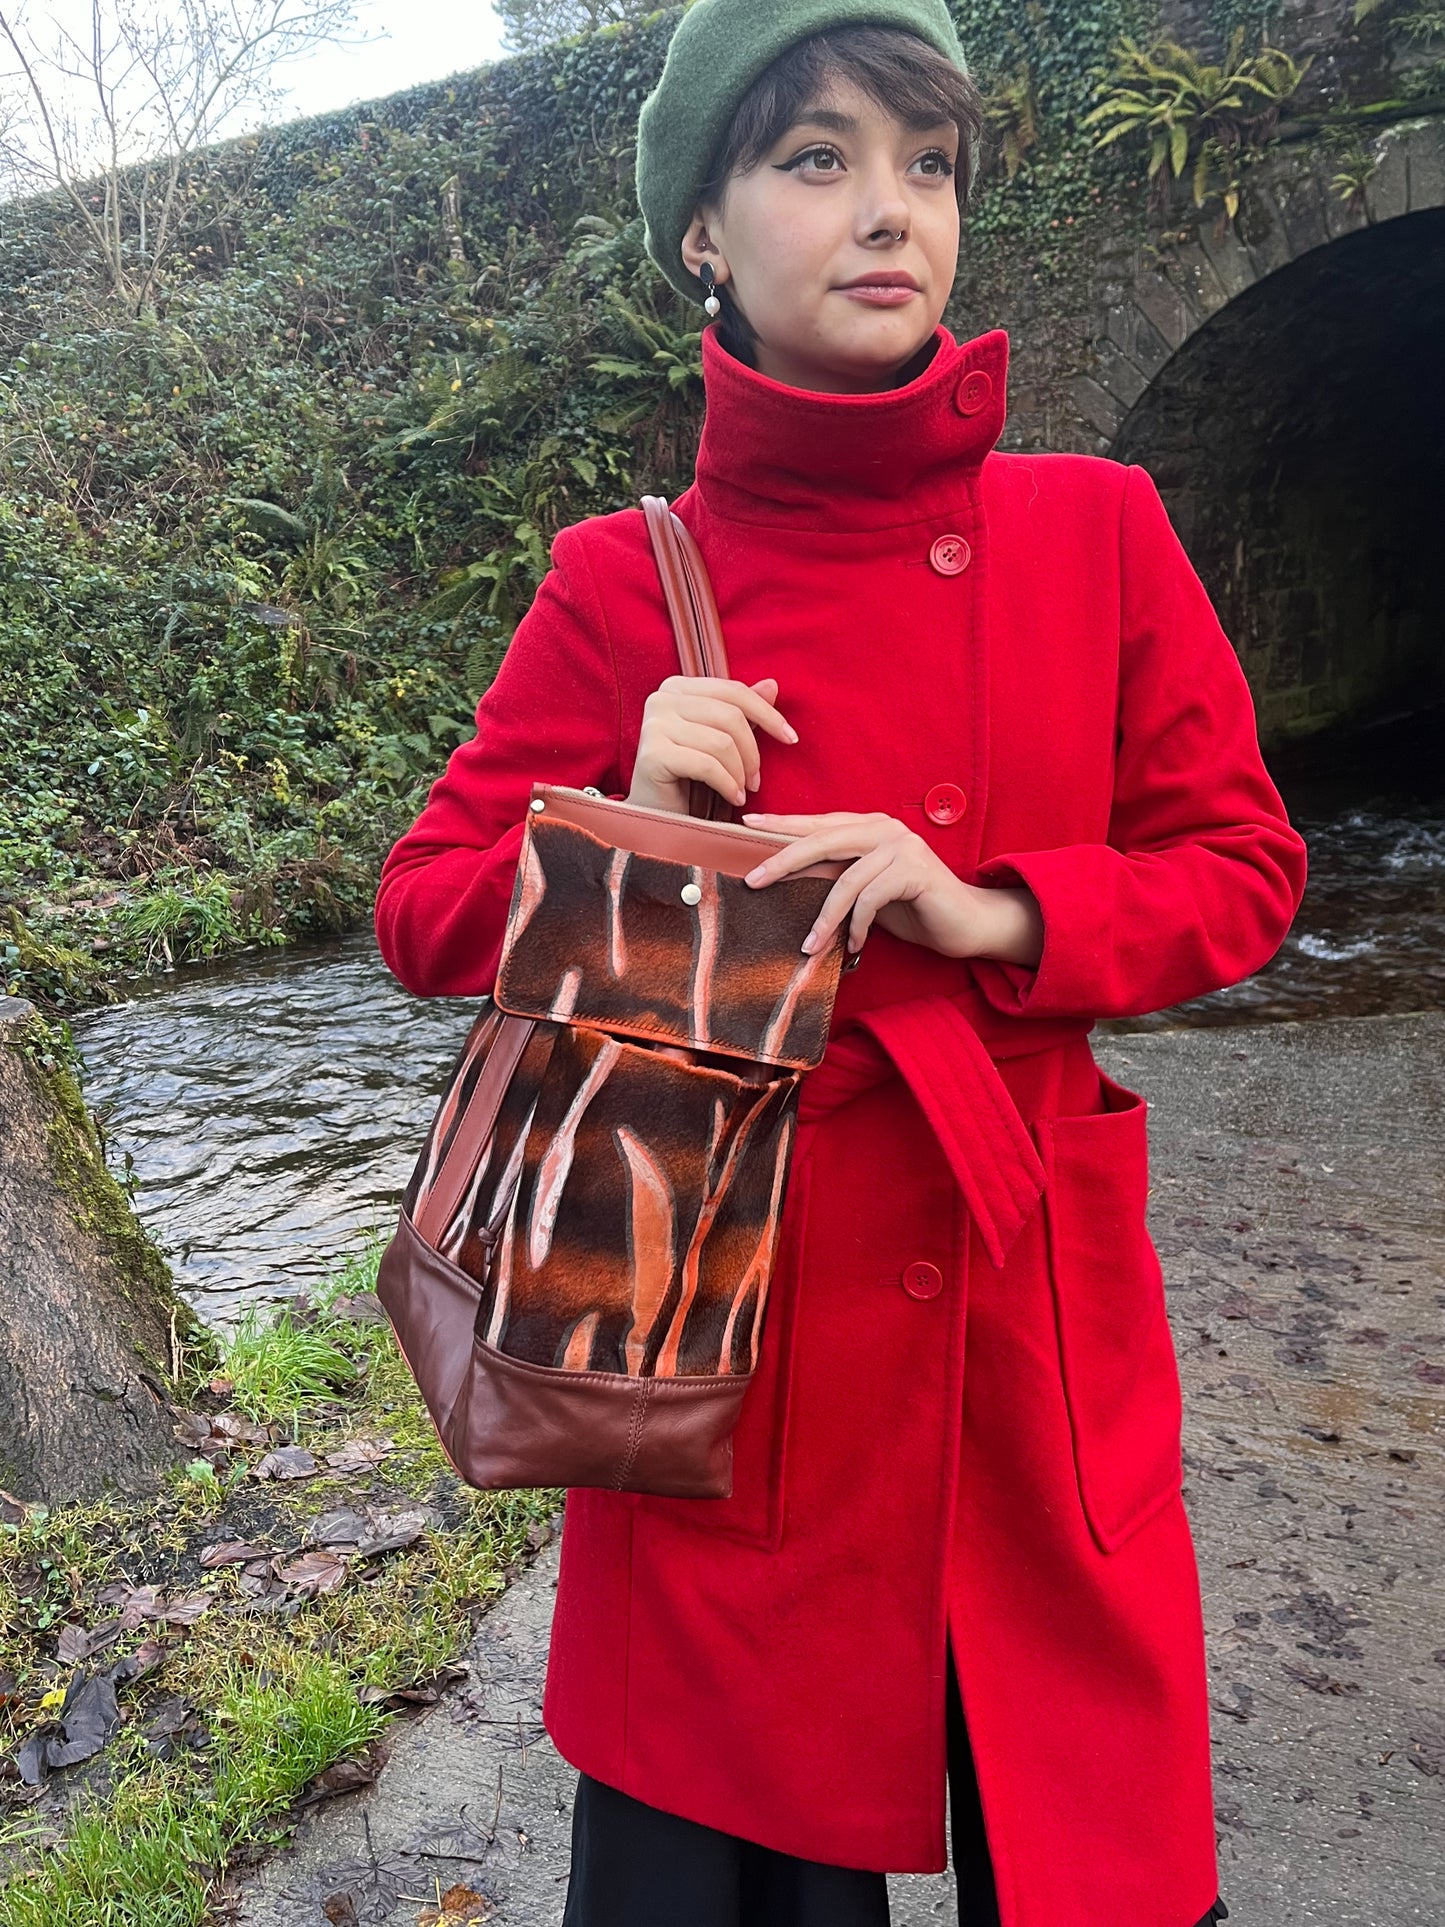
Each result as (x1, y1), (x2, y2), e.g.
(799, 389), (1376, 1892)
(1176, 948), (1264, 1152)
(1038, 1075), (1183, 1555)
(635, 1156), (810, 1552)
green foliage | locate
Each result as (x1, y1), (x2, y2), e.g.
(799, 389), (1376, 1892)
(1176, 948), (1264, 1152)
(982, 67), (1040, 182)
(1084, 31), (1310, 218)
(215, 1302), (359, 1422)
(1358, 0), (1445, 35)
(0, 14), (692, 1007)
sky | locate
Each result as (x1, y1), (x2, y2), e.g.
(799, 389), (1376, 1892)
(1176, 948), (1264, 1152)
(0, 0), (510, 161)
(272, 0), (508, 122)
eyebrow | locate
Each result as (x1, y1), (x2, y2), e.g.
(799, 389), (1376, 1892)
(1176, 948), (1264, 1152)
(789, 106), (956, 138)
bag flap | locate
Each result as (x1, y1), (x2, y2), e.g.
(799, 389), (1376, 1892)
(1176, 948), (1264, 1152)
(495, 806), (846, 1071)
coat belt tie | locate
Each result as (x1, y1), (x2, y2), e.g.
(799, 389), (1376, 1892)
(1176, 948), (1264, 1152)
(797, 991), (1089, 1269)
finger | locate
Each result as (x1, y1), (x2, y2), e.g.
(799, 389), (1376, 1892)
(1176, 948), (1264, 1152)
(742, 811), (872, 836)
(661, 676), (797, 746)
(801, 851), (893, 955)
(744, 819), (901, 888)
(672, 697), (765, 791)
(665, 721), (749, 802)
(652, 744), (751, 810)
(845, 868), (906, 954)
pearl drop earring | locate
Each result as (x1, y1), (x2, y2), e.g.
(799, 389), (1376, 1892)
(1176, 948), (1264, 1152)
(699, 261), (722, 319)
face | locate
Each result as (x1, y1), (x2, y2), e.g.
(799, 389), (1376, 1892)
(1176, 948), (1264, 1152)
(681, 79), (962, 396)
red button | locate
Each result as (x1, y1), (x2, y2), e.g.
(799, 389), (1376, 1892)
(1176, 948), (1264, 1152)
(925, 783), (968, 826)
(955, 369), (992, 416)
(903, 1261), (944, 1301)
(929, 534), (971, 576)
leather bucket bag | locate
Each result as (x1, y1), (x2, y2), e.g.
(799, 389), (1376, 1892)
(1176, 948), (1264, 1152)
(377, 498), (847, 1498)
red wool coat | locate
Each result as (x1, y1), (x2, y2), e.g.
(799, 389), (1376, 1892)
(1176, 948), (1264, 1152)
(376, 326), (1307, 1927)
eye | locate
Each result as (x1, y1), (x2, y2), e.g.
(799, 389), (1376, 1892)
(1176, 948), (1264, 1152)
(911, 148), (956, 179)
(778, 143), (846, 176)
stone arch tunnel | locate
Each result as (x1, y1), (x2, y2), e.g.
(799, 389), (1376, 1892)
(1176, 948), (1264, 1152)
(1063, 117), (1445, 746)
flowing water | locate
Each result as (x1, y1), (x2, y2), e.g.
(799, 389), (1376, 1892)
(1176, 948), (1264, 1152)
(74, 764), (1444, 1324)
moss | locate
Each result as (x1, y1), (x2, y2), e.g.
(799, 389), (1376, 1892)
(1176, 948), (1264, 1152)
(9, 1006), (192, 1353)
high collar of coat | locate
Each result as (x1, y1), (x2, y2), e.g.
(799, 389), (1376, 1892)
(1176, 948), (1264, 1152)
(692, 323), (1009, 533)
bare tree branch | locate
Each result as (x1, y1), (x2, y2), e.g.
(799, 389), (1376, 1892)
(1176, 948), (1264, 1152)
(0, 0), (358, 307)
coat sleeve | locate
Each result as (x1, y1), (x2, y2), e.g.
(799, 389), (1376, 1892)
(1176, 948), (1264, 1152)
(374, 524), (623, 998)
(970, 464), (1307, 1021)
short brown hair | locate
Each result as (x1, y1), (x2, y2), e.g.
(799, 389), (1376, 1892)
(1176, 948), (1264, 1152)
(696, 26), (984, 363)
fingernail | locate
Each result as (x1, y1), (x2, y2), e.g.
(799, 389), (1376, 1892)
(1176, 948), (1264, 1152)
(748, 773), (760, 791)
(801, 932), (818, 954)
(784, 726), (799, 744)
(745, 865), (767, 886)
(734, 789), (747, 807)
(741, 813), (762, 824)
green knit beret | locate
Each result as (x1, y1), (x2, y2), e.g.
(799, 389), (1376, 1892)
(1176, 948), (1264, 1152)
(637, 0), (970, 301)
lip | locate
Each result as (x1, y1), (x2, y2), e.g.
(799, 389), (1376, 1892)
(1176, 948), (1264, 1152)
(836, 272), (921, 290)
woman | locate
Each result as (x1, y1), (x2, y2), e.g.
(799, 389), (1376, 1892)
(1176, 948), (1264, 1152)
(375, 3), (1307, 1922)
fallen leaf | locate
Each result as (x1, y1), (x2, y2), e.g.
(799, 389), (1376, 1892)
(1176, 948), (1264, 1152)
(113, 1639), (165, 1682)
(15, 1733), (49, 1787)
(253, 1446), (317, 1481)
(324, 1436), (396, 1471)
(418, 1882), (495, 1924)
(172, 1411), (214, 1449)
(200, 1541), (278, 1569)
(209, 1411), (272, 1446)
(355, 1506), (433, 1558)
(322, 1895), (361, 1925)
(142, 1694), (194, 1740)
(306, 1508), (371, 1548)
(295, 1740), (389, 1807)
(113, 1584), (165, 1631)
(94, 1584), (213, 1631)
(37, 1667), (123, 1771)
(328, 1292), (390, 1326)
(161, 1592), (215, 1627)
(276, 1550), (348, 1597)
(0, 1489), (34, 1526)
(358, 1662), (467, 1708)
(56, 1625), (93, 1664)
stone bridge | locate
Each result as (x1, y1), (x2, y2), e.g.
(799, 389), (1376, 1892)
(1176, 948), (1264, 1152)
(985, 110), (1445, 744)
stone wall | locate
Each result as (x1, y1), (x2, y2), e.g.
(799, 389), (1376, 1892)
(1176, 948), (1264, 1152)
(959, 111), (1445, 742)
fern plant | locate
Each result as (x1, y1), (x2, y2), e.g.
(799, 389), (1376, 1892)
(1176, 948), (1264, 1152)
(1085, 30), (1311, 220)
(983, 66), (1039, 182)
(590, 291), (706, 401)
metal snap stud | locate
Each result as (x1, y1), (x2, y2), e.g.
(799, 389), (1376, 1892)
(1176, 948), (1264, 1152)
(680, 883), (703, 906)
(529, 797), (546, 813)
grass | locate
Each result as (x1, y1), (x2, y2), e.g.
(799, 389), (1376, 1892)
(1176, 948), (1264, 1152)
(218, 1304), (359, 1422)
(0, 1239), (559, 1923)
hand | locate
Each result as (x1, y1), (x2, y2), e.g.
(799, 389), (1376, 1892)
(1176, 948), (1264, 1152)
(627, 676), (797, 816)
(741, 811), (1044, 967)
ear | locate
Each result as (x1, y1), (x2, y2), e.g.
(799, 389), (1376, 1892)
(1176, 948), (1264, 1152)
(680, 210), (733, 288)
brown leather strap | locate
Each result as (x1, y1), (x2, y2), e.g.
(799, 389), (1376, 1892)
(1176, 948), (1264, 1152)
(641, 495), (732, 820)
(419, 507), (733, 1257)
(413, 1010), (539, 1247)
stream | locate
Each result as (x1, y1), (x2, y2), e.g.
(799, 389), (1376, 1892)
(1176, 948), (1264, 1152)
(74, 767), (1444, 1325)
